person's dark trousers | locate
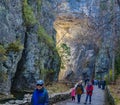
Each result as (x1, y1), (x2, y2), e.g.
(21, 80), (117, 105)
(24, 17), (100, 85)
(85, 94), (91, 103)
(72, 96), (75, 101)
(102, 85), (105, 90)
(98, 83), (101, 88)
(77, 94), (81, 103)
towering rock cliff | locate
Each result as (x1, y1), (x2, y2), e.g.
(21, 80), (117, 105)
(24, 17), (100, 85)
(0, 0), (25, 95)
(53, 0), (120, 81)
(0, 0), (60, 95)
(0, 0), (120, 96)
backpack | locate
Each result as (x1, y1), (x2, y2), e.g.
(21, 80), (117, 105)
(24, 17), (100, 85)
(76, 85), (83, 94)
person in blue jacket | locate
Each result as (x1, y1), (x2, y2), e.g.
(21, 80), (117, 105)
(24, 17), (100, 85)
(31, 80), (49, 105)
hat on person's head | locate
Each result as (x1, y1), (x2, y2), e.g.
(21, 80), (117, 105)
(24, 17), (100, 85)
(36, 80), (44, 85)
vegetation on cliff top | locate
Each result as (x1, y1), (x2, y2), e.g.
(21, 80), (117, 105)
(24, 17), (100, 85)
(22, 0), (37, 26)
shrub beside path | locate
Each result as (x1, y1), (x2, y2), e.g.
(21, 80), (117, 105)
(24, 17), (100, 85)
(54, 85), (106, 105)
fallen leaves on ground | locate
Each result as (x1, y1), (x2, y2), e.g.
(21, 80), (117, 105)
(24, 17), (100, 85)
(109, 76), (120, 104)
(46, 82), (71, 94)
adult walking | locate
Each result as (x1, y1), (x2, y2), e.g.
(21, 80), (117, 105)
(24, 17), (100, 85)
(84, 82), (93, 104)
(31, 80), (49, 105)
(102, 79), (106, 90)
(75, 81), (84, 103)
(98, 80), (102, 88)
(84, 78), (89, 86)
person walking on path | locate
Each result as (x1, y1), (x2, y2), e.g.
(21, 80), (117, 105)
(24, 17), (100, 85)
(31, 80), (49, 105)
(98, 80), (102, 88)
(75, 81), (84, 103)
(70, 87), (76, 102)
(84, 77), (89, 86)
(55, 85), (105, 105)
(84, 81), (93, 104)
(101, 79), (106, 90)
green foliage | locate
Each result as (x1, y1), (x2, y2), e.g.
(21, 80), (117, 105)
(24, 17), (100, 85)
(109, 0), (114, 14)
(114, 97), (120, 104)
(95, 76), (100, 80)
(57, 43), (71, 69)
(0, 71), (8, 82)
(0, 45), (7, 62)
(115, 37), (120, 79)
(44, 69), (57, 85)
(61, 43), (70, 56)
(22, 0), (37, 26)
(105, 70), (115, 84)
(38, 25), (54, 48)
(58, 43), (71, 59)
(40, 68), (55, 81)
(109, 70), (113, 80)
(100, 1), (108, 10)
(45, 69), (55, 82)
(36, 0), (42, 11)
(0, 40), (23, 61)
(6, 40), (23, 53)
(40, 68), (47, 80)
(105, 51), (120, 83)
(0, 45), (6, 55)
(115, 55), (120, 75)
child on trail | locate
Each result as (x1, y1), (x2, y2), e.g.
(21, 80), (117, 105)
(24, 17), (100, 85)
(71, 87), (76, 102)
(84, 81), (94, 104)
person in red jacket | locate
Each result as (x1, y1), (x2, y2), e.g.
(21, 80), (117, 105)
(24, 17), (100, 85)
(84, 81), (93, 104)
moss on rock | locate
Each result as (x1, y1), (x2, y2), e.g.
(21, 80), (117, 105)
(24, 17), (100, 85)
(6, 40), (23, 53)
(0, 45), (7, 62)
(38, 25), (54, 48)
(22, 0), (37, 26)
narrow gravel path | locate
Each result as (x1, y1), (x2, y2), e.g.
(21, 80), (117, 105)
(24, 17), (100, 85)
(54, 85), (105, 105)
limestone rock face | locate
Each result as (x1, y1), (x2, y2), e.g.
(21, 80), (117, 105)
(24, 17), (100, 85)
(52, 0), (101, 80)
(50, 0), (119, 80)
(0, 0), (60, 95)
(0, 0), (25, 95)
(11, 0), (60, 92)
(0, 0), (120, 96)
(54, 13), (97, 80)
